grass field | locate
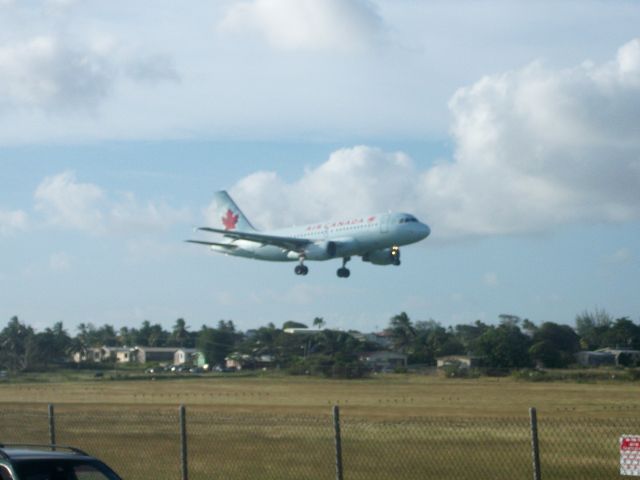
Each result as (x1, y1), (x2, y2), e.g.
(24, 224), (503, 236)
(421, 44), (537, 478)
(1, 372), (639, 479)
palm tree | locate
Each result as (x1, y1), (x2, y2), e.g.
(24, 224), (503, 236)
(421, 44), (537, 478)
(312, 317), (326, 329)
(171, 318), (190, 347)
(388, 312), (416, 353)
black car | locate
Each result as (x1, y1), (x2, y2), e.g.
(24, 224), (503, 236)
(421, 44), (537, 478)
(0, 444), (122, 480)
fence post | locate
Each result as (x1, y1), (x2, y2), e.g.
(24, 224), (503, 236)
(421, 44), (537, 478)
(180, 404), (188, 480)
(333, 405), (344, 480)
(48, 404), (56, 447)
(529, 407), (542, 480)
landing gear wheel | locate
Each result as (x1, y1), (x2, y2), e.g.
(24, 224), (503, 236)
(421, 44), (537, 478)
(295, 265), (309, 275)
(337, 267), (350, 278)
(337, 256), (351, 278)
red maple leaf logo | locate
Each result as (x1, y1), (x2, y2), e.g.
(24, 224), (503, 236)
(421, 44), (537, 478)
(222, 209), (239, 230)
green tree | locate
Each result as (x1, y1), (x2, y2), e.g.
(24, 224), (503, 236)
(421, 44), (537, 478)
(315, 330), (361, 358)
(283, 321), (308, 330)
(0, 316), (37, 372)
(118, 326), (138, 347)
(454, 321), (489, 351)
(412, 320), (464, 364)
(170, 318), (193, 347)
(575, 308), (612, 349)
(37, 322), (72, 365)
(196, 321), (238, 366)
(388, 312), (416, 353)
(312, 317), (326, 329)
(529, 341), (563, 368)
(601, 317), (640, 350)
(529, 322), (580, 368)
(77, 322), (100, 347)
(136, 321), (169, 347)
(95, 324), (117, 346)
(473, 322), (532, 369)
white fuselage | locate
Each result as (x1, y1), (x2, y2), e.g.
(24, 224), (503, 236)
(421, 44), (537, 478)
(210, 212), (430, 262)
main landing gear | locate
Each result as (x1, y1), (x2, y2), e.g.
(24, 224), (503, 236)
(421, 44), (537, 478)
(293, 257), (352, 278)
(294, 263), (309, 276)
(337, 257), (351, 278)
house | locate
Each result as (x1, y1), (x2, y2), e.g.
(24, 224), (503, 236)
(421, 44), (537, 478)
(174, 348), (206, 367)
(132, 347), (181, 364)
(436, 355), (483, 369)
(359, 351), (407, 371)
(73, 347), (103, 363)
(114, 348), (133, 363)
(596, 348), (640, 367)
(73, 346), (132, 363)
(349, 332), (393, 349)
(225, 353), (252, 370)
(283, 328), (324, 335)
(575, 350), (616, 367)
(223, 352), (275, 370)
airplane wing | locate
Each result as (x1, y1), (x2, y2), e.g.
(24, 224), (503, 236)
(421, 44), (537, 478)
(185, 239), (238, 250)
(196, 227), (311, 252)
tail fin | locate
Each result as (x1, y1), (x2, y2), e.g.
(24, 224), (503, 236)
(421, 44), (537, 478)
(209, 191), (256, 232)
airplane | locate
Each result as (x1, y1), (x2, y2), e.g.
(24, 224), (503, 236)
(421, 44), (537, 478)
(186, 191), (430, 278)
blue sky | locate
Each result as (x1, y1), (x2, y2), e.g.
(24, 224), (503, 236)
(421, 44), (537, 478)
(1, 1), (639, 335)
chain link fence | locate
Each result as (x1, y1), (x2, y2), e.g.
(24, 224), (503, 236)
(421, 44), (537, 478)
(1, 404), (639, 479)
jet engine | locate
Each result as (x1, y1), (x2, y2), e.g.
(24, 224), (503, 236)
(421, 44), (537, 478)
(302, 241), (338, 260)
(362, 246), (401, 266)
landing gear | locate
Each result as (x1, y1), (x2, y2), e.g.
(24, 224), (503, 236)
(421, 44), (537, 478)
(294, 257), (308, 276)
(294, 264), (309, 276)
(337, 257), (351, 278)
(391, 245), (401, 266)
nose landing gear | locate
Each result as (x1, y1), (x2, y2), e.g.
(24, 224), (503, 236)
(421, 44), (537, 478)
(337, 257), (351, 278)
(391, 245), (401, 266)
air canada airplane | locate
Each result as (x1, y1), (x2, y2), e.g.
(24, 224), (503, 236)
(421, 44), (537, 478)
(187, 191), (430, 278)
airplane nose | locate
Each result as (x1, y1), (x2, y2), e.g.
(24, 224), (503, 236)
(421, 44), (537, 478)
(421, 223), (431, 239)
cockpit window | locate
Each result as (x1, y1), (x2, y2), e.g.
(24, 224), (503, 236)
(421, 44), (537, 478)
(399, 215), (418, 224)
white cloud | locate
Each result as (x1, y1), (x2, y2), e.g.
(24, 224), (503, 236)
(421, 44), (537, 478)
(34, 171), (105, 232)
(0, 36), (114, 112)
(226, 39), (640, 239)
(0, 2), (638, 144)
(124, 54), (180, 84)
(34, 171), (191, 234)
(0, 208), (28, 235)
(222, 146), (415, 229)
(109, 193), (191, 233)
(0, 34), (181, 114)
(219, 0), (383, 52)
(617, 38), (640, 77)
(426, 37), (640, 236)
